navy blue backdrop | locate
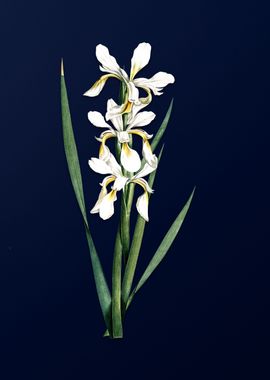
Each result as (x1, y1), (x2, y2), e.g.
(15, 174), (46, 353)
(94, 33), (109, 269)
(1, 0), (269, 379)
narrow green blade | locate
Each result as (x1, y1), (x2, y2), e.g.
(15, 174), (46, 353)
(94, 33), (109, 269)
(121, 146), (164, 308)
(151, 99), (174, 153)
(60, 62), (112, 333)
(130, 187), (195, 300)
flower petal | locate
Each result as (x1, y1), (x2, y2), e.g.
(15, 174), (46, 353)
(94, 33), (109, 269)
(130, 42), (151, 80)
(120, 143), (141, 172)
(90, 186), (108, 214)
(107, 99), (123, 131)
(127, 111), (156, 129)
(83, 74), (118, 97)
(88, 111), (112, 129)
(112, 176), (128, 191)
(134, 72), (175, 95)
(136, 192), (149, 222)
(135, 161), (157, 178)
(88, 157), (112, 174)
(142, 140), (158, 167)
(96, 44), (121, 74)
(127, 81), (139, 103)
(99, 190), (117, 220)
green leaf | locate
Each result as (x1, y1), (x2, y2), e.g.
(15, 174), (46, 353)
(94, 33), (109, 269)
(121, 146), (165, 308)
(128, 187), (195, 305)
(60, 62), (112, 333)
(151, 99), (174, 153)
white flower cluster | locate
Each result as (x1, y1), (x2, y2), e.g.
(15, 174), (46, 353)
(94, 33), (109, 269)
(85, 43), (175, 221)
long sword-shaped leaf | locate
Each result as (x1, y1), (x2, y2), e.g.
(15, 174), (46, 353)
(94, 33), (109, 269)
(60, 61), (111, 333)
(121, 146), (164, 308)
(151, 99), (174, 152)
(127, 187), (195, 307)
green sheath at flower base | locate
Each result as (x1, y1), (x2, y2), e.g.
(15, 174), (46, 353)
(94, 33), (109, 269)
(61, 61), (112, 335)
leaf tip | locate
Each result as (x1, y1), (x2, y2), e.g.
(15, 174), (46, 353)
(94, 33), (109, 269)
(61, 58), (64, 76)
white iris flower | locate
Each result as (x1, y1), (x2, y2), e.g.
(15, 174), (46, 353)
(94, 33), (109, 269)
(88, 151), (156, 221)
(84, 42), (175, 118)
(88, 99), (157, 173)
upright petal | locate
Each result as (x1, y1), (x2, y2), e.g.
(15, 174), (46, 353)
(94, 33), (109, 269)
(127, 111), (156, 129)
(120, 143), (141, 173)
(99, 190), (117, 220)
(96, 44), (121, 74)
(136, 192), (149, 222)
(134, 72), (175, 95)
(130, 42), (151, 80)
(88, 111), (112, 129)
(83, 74), (118, 97)
(107, 99), (123, 131)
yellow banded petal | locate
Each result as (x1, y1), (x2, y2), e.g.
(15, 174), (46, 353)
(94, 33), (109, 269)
(83, 74), (119, 97)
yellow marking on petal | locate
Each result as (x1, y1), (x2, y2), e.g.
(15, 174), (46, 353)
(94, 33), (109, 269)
(108, 189), (117, 200)
(103, 176), (116, 188)
(99, 132), (115, 158)
(131, 178), (148, 192)
(128, 129), (148, 141)
(122, 100), (133, 114)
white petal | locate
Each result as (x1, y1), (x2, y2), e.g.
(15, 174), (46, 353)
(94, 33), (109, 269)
(112, 176), (128, 191)
(134, 72), (175, 95)
(127, 81), (139, 103)
(88, 111), (112, 129)
(107, 99), (123, 131)
(96, 44), (121, 74)
(90, 187), (107, 214)
(130, 42), (151, 80)
(142, 140), (158, 168)
(99, 191), (117, 220)
(136, 192), (149, 222)
(88, 157), (112, 174)
(84, 74), (117, 97)
(127, 111), (156, 129)
(106, 152), (123, 177)
(135, 161), (157, 178)
(120, 143), (141, 173)
(99, 143), (111, 161)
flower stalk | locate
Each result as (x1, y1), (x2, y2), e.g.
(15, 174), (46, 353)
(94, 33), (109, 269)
(61, 42), (195, 339)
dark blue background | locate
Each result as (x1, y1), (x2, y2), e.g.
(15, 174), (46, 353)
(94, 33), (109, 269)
(1, 0), (269, 379)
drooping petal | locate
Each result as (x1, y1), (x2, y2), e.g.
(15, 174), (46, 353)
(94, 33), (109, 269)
(120, 143), (141, 173)
(136, 192), (149, 222)
(135, 161), (157, 178)
(90, 186), (108, 214)
(130, 42), (151, 80)
(132, 177), (153, 193)
(88, 111), (112, 129)
(127, 111), (156, 129)
(127, 81), (139, 103)
(99, 190), (117, 220)
(83, 74), (118, 97)
(88, 157), (112, 174)
(134, 72), (175, 95)
(96, 44), (122, 74)
(107, 99), (123, 131)
(142, 140), (158, 167)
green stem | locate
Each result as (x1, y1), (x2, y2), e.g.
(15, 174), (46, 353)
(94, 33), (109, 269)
(111, 226), (123, 338)
(120, 190), (130, 265)
(121, 215), (146, 308)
